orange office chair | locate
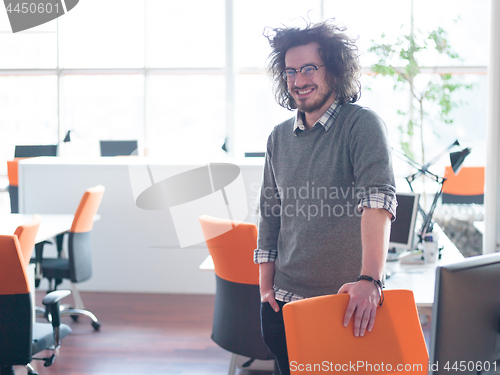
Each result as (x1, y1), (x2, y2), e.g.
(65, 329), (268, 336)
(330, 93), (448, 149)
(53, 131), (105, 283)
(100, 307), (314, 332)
(199, 215), (275, 375)
(283, 289), (428, 374)
(442, 166), (484, 204)
(36, 185), (105, 331)
(6, 159), (22, 213)
(0, 233), (71, 375)
(14, 214), (42, 267)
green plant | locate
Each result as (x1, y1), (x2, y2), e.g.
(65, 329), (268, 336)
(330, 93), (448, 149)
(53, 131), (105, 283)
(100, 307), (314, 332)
(369, 26), (474, 165)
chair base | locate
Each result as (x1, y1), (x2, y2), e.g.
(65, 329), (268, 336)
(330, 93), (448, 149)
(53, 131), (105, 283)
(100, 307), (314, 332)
(61, 307), (101, 331)
(226, 354), (275, 375)
(228, 354), (237, 375)
(38, 283), (101, 331)
(27, 363), (38, 375)
(0, 364), (41, 375)
(37, 305), (101, 331)
(0, 363), (40, 375)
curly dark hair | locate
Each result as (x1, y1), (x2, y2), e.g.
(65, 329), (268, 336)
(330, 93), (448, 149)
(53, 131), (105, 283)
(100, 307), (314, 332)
(265, 20), (361, 109)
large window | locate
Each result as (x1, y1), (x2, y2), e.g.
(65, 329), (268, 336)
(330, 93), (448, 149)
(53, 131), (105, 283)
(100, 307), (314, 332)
(0, 0), (489, 175)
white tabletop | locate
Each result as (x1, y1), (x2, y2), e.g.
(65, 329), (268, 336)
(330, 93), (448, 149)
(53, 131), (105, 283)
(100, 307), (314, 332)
(0, 214), (98, 243)
(473, 220), (485, 234)
(199, 255), (214, 270)
(384, 225), (464, 307)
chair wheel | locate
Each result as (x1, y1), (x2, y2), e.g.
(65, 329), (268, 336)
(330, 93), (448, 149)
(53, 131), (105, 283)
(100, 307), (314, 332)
(70, 314), (79, 322)
(43, 354), (55, 367)
(92, 321), (101, 330)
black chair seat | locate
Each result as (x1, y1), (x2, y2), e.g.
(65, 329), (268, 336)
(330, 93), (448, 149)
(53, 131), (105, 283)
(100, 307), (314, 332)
(32, 323), (71, 354)
(41, 258), (70, 280)
(212, 276), (274, 360)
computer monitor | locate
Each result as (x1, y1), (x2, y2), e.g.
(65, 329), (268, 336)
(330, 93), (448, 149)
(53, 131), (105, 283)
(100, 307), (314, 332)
(430, 252), (500, 374)
(100, 140), (138, 157)
(389, 192), (420, 251)
(244, 152), (265, 158)
(14, 144), (57, 158)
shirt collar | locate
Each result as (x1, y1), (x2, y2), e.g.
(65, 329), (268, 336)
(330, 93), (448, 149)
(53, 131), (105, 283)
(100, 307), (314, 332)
(293, 101), (341, 135)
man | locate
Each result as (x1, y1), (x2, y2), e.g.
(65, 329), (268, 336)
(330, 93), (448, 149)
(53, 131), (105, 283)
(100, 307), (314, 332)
(254, 21), (397, 375)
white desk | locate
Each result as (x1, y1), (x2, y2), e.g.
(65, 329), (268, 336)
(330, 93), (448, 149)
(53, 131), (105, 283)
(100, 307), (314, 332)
(473, 220), (485, 234)
(0, 214), (75, 241)
(385, 226), (464, 308)
(199, 255), (215, 270)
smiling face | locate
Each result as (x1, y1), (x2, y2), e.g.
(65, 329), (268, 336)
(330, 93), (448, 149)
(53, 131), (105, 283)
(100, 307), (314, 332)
(285, 42), (336, 124)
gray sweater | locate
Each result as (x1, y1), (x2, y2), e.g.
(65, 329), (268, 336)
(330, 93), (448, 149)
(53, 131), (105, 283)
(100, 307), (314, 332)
(257, 103), (396, 298)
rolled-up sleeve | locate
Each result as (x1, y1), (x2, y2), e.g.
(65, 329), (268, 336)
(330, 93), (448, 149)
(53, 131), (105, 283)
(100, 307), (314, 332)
(253, 248), (278, 264)
(358, 193), (398, 221)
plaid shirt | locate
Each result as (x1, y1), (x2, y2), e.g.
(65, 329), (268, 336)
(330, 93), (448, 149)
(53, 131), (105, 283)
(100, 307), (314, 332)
(254, 102), (397, 302)
(293, 101), (341, 134)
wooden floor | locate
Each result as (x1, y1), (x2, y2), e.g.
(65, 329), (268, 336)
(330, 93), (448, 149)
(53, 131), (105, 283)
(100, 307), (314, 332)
(13, 291), (432, 375)
(15, 291), (266, 375)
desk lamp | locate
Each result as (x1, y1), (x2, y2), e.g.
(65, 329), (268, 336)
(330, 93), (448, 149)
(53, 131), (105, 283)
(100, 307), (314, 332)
(394, 140), (471, 243)
(63, 130), (72, 143)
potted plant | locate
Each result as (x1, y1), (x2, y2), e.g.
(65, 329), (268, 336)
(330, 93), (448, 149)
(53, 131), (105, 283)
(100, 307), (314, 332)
(368, 26), (474, 165)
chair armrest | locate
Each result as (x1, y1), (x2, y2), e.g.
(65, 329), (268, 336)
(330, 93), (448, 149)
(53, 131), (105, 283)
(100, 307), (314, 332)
(34, 231), (68, 263)
(55, 232), (68, 258)
(34, 240), (51, 263)
(42, 290), (71, 328)
(33, 240), (53, 287)
(42, 290), (71, 306)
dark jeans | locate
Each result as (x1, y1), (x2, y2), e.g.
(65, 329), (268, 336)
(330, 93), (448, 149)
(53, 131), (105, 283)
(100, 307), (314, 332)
(0, 366), (15, 375)
(261, 300), (290, 375)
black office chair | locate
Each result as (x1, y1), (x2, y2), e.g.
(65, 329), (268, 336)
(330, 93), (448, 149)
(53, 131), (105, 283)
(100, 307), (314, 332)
(199, 215), (275, 375)
(99, 140), (138, 157)
(14, 145), (58, 158)
(0, 234), (71, 375)
(35, 185), (105, 331)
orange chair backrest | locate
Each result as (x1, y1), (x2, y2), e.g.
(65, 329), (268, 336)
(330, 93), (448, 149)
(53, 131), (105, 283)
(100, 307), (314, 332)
(0, 235), (30, 295)
(199, 215), (260, 285)
(6, 158), (27, 187)
(283, 289), (429, 374)
(14, 214), (42, 267)
(71, 185), (105, 233)
(443, 166), (484, 196)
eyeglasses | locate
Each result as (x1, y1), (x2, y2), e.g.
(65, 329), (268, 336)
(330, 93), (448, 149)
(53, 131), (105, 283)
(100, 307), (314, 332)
(281, 64), (325, 82)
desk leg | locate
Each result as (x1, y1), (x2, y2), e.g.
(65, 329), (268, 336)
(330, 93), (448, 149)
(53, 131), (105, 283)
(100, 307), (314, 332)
(28, 263), (36, 326)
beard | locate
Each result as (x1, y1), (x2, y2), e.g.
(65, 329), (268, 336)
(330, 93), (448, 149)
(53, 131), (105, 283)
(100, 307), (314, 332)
(291, 83), (335, 114)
